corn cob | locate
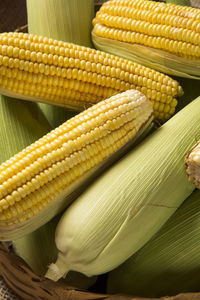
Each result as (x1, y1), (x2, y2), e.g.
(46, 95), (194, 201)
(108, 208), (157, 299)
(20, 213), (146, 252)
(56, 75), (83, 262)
(45, 96), (200, 281)
(0, 89), (153, 241)
(0, 31), (183, 121)
(185, 141), (200, 188)
(107, 189), (200, 298)
(92, 0), (200, 79)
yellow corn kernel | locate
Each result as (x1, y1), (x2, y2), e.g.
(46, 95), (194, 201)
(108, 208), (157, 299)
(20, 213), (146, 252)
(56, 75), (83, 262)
(92, 0), (200, 66)
(0, 89), (153, 241)
(0, 31), (183, 121)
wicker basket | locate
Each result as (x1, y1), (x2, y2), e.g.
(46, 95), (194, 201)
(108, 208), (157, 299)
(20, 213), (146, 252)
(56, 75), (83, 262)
(1, 243), (200, 300)
(0, 243), (134, 300)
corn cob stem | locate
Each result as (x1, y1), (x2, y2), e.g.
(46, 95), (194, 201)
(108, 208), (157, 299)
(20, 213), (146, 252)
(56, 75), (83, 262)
(0, 32), (183, 122)
(185, 141), (200, 188)
(0, 90), (153, 241)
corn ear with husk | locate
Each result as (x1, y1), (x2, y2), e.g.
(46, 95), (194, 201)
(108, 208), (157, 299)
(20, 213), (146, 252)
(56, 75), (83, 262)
(107, 189), (200, 297)
(92, 0), (200, 79)
(45, 96), (200, 281)
(0, 31), (183, 122)
(26, 0), (94, 128)
(0, 89), (154, 241)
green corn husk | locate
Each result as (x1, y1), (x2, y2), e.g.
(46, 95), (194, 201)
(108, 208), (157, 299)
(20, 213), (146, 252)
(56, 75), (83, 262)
(35, 102), (77, 130)
(166, 0), (191, 6)
(26, 0), (94, 48)
(107, 189), (200, 298)
(0, 95), (52, 162)
(26, 0), (94, 128)
(45, 97), (200, 281)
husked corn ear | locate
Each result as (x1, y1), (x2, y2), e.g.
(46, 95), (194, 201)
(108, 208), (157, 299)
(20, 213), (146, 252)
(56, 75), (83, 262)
(92, 0), (200, 79)
(0, 90), (153, 241)
(0, 32), (183, 121)
(45, 96), (200, 281)
(93, 0), (200, 58)
(185, 141), (200, 189)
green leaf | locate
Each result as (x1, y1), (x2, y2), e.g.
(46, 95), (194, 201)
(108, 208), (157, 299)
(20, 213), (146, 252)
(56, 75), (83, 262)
(166, 0), (191, 6)
(0, 95), (52, 163)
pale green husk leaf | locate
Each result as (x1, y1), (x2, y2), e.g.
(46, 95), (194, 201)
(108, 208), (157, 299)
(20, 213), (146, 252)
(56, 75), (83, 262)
(107, 189), (200, 297)
(166, 0), (191, 6)
(26, 0), (94, 47)
(0, 95), (51, 163)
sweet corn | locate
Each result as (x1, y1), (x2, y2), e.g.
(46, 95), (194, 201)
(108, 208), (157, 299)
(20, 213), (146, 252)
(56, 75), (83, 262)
(0, 32), (183, 121)
(0, 90), (153, 241)
(92, 0), (200, 79)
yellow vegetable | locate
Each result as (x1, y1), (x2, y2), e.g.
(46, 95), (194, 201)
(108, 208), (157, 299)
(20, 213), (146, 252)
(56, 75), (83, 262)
(92, 0), (200, 79)
(0, 31), (183, 121)
(0, 89), (153, 240)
